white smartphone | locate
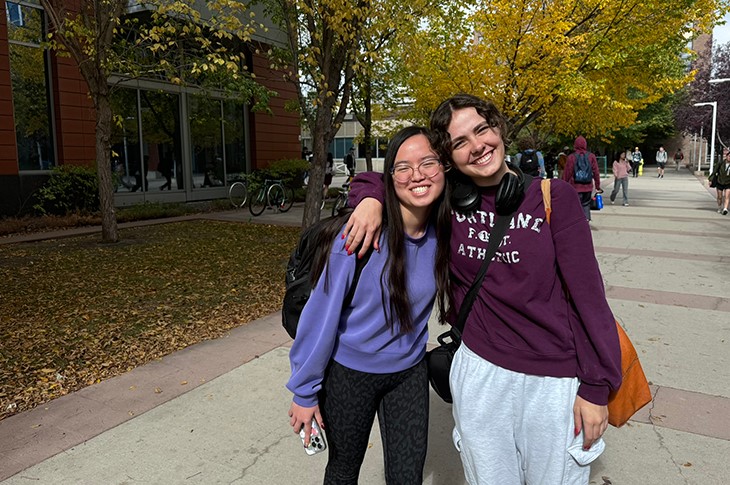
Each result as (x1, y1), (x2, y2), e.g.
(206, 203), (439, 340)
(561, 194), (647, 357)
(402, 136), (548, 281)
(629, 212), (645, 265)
(300, 419), (327, 455)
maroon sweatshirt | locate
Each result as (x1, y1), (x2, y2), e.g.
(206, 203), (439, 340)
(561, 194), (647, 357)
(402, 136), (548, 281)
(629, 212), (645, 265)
(350, 173), (621, 405)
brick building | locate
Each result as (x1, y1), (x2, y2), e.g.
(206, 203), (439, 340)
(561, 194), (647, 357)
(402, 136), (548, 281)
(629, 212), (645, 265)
(0, 1), (300, 215)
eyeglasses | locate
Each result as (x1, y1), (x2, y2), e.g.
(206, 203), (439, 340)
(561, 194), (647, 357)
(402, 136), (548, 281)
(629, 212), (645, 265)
(390, 158), (442, 183)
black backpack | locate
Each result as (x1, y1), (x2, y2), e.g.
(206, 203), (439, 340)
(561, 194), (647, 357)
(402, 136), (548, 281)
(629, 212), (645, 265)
(574, 152), (593, 184)
(282, 212), (372, 339)
(519, 151), (540, 176)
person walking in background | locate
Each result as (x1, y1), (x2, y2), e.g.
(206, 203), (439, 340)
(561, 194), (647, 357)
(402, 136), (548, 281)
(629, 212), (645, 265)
(345, 146), (356, 177)
(514, 144), (545, 178)
(656, 146), (668, 178)
(343, 94), (622, 485)
(323, 152), (334, 200)
(287, 126), (450, 484)
(557, 146), (569, 179)
(544, 151), (556, 179)
(631, 147), (643, 178)
(563, 136), (603, 221)
(709, 147), (730, 215)
(610, 152), (631, 206)
(674, 148), (684, 170)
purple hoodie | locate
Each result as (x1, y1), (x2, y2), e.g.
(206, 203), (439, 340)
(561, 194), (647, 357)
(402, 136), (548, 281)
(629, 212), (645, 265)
(563, 136), (601, 193)
(287, 226), (437, 407)
(349, 173), (621, 405)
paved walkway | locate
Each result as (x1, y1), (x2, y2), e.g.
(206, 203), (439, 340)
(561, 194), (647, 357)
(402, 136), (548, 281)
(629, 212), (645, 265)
(1, 168), (729, 484)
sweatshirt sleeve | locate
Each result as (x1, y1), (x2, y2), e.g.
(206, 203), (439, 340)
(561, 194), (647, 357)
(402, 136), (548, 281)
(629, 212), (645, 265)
(549, 181), (622, 404)
(286, 250), (355, 407)
(348, 172), (385, 207)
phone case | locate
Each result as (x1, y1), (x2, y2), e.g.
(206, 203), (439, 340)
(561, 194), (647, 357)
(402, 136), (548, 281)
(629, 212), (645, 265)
(300, 420), (327, 455)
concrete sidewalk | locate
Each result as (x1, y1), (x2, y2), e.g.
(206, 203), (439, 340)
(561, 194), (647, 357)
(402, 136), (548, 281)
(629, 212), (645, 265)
(1, 168), (729, 484)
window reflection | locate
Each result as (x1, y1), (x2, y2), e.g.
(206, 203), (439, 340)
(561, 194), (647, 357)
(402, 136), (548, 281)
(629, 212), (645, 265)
(140, 90), (183, 191)
(7, 1), (54, 170)
(110, 89), (140, 191)
(189, 95), (224, 188)
(223, 100), (246, 182)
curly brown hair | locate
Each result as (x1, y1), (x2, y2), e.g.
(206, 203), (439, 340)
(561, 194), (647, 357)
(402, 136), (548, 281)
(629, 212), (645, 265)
(429, 94), (509, 168)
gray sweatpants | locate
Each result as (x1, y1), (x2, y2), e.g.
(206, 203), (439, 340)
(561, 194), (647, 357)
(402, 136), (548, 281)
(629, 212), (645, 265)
(450, 344), (604, 485)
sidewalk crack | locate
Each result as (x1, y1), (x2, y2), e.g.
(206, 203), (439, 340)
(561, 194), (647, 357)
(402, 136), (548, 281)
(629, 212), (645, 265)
(649, 387), (690, 484)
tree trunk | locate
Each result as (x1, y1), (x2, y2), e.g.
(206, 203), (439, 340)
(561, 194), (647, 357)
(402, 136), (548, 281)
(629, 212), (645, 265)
(302, 110), (330, 228)
(364, 77), (373, 172)
(94, 91), (119, 243)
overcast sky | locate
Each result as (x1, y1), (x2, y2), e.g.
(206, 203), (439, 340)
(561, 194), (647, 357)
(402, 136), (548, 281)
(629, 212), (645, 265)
(714, 12), (730, 46)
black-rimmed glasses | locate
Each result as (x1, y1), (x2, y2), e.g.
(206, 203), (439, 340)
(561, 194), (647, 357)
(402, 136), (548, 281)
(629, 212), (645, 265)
(390, 158), (442, 183)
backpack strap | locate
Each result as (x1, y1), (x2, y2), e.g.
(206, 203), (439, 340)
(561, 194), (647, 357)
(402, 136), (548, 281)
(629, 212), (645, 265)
(343, 249), (372, 308)
(451, 211), (513, 338)
(541, 178), (552, 224)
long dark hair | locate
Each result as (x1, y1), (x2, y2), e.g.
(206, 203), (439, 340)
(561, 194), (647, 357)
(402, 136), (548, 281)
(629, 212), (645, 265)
(430, 93), (509, 167)
(310, 126), (451, 334)
(381, 126), (451, 333)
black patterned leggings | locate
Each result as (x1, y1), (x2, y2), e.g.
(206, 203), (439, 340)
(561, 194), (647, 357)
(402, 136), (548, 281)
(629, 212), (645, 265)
(319, 359), (429, 485)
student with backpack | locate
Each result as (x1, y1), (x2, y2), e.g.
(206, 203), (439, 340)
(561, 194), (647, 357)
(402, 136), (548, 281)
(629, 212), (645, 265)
(286, 126), (451, 484)
(563, 136), (602, 221)
(514, 147), (545, 178)
(345, 146), (356, 177)
(342, 94), (622, 485)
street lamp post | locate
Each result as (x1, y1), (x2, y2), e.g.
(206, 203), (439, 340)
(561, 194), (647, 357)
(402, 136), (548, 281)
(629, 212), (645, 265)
(694, 102), (717, 174)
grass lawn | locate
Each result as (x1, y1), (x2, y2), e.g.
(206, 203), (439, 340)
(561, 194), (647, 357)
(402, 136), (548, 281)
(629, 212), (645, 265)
(0, 220), (300, 421)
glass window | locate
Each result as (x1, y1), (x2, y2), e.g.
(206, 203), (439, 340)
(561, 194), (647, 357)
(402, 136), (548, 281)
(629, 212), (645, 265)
(6, 1), (54, 170)
(223, 100), (246, 182)
(334, 138), (355, 159)
(139, 90), (183, 191)
(110, 89), (141, 192)
(189, 95), (224, 188)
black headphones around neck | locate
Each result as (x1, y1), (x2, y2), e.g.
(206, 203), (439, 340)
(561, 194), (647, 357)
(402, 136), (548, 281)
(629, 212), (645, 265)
(449, 161), (532, 215)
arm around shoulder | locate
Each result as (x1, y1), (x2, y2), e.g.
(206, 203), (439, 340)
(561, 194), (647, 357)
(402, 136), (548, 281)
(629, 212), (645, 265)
(348, 172), (385, 206)
(344, 172), (385, 256)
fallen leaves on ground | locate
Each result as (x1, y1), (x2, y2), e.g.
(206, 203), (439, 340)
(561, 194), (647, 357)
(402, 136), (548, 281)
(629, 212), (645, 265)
(0, 220), (300, 421)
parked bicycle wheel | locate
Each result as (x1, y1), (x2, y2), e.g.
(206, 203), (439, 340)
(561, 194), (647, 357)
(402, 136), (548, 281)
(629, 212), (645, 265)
(228, 181), (248, 208)
(249, 187), (267, 216)
(267, 184), (294, 212)
(331, 193), (347, 217)
(280, 186), (294, 212)
(267, 184), (284, 212)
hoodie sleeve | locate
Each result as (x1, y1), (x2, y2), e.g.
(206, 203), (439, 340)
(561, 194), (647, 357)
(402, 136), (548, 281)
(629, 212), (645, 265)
(550, 182), (622, 404)
(286, 250), (355, 407)
(348, 172), (385, 207)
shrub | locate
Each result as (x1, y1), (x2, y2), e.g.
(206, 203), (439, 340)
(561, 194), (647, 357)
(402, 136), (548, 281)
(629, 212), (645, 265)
(257, 158), (309, 188)
(33, 165), (100, 216)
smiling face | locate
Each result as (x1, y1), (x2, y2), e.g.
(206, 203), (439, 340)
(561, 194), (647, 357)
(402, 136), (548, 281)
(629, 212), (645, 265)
(447, 107), (508, 186)
(392, 134), (445, 213)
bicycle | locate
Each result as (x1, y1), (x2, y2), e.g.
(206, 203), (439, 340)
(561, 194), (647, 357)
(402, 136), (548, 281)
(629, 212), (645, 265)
(331, 180), (351, 217)
(249, 178), (294, 216)
(228, 179), (248, 208)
